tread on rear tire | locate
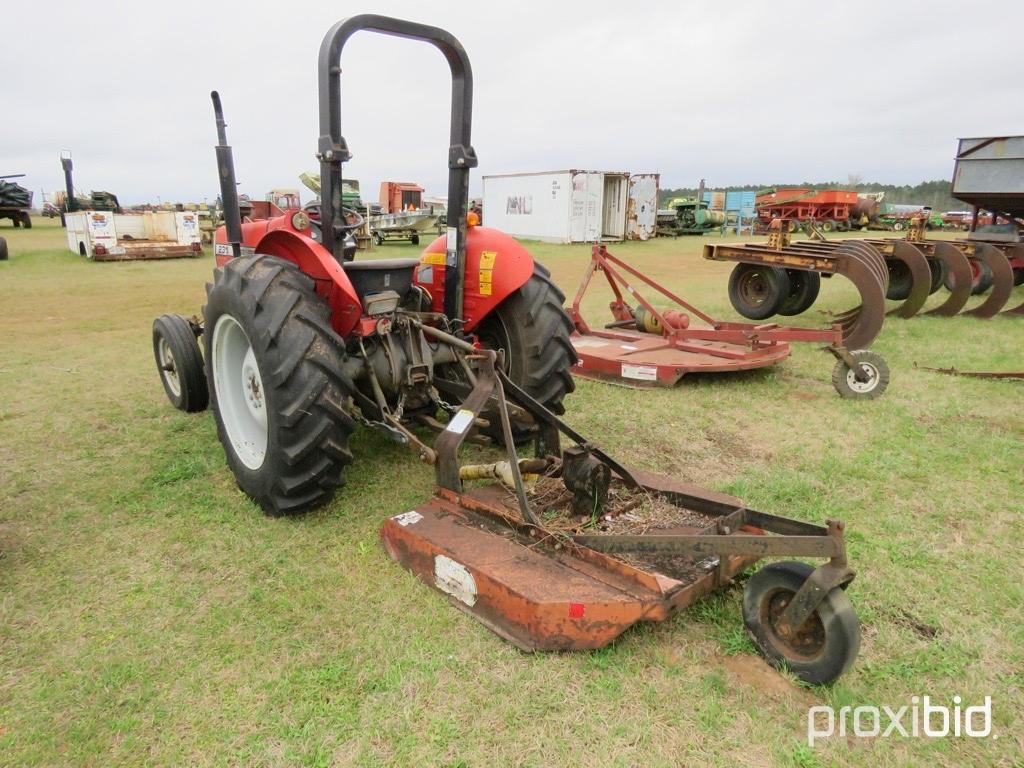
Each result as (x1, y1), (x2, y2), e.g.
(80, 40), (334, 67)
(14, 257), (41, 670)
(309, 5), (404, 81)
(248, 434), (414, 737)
(204, 254), (356, 516)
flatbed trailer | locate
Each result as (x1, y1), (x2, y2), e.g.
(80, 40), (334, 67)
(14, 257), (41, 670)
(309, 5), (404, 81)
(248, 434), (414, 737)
(65, 210), (203, 261)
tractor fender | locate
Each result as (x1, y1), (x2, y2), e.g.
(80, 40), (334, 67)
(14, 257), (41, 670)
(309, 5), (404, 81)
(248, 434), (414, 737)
(214, 222), (362, 336)
(416, 226), (535, 332)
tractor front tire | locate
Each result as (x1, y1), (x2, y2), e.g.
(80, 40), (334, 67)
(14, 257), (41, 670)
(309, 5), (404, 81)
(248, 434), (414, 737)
(153, 314), (208, 412)
(204, 254), (356, 516)
(472, 263), (577, 442)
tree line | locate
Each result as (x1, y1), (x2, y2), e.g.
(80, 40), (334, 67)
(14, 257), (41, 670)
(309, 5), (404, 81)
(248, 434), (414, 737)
(660, 179), (965, 212)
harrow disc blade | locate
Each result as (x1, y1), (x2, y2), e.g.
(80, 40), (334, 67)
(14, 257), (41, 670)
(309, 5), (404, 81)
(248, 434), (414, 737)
(833, 241), (888, 350)
(886, 241), (931, 318)
(963, 242), (1014, 318)
(924, 242), (972, 316)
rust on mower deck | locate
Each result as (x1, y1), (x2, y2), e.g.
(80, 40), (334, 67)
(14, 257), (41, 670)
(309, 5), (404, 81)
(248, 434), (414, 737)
(379, 348), (859, 682)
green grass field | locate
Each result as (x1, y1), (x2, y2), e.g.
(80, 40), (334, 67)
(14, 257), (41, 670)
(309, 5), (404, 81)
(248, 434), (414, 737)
(0, 219), (1021, 767)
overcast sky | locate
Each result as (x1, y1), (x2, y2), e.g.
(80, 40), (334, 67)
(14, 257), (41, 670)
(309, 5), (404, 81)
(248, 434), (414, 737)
(3, 0), (1021, 205)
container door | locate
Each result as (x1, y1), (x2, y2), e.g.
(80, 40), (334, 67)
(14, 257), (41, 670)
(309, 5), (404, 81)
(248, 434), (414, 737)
(626, 174), (659, 240)
(570, 172), (599, 242)
(601, 175), (626, 240)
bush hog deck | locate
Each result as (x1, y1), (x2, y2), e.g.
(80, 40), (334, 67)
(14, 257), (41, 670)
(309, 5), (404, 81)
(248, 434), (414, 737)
(568, 244), (890, 399)
(151, 15), (864, 685)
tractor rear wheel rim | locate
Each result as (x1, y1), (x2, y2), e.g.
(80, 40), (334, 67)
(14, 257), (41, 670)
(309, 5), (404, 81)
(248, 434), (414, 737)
(158, 337), (181, 398)
(846, 361), (879, 394)
(212, 314), (268, 470)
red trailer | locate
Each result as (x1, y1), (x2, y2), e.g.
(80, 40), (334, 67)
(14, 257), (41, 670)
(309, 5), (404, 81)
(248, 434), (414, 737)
(756, 189), (859, 232)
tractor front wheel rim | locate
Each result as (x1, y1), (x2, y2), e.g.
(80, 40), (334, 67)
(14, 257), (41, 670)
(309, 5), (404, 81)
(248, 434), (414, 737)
(158, 337), (181, 398)
(212, 314), (268, 470)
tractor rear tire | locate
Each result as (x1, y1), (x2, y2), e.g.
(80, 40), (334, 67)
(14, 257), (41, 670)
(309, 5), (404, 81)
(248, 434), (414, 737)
(885, 259), (914, 301)
(153, 314), (208, 412)
(471, 263), (577, 443)
(778, 269), (821, 316)
(204, 254), (356, 516)
(728, 264), (790, 320)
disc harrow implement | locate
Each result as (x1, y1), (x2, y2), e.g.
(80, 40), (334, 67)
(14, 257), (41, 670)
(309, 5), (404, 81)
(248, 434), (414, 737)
(704, 235), (889, 350)
(706, 226), (1024, 329)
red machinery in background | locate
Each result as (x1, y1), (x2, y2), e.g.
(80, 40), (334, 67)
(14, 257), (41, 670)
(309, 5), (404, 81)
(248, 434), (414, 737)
(756, 188), (859, 232)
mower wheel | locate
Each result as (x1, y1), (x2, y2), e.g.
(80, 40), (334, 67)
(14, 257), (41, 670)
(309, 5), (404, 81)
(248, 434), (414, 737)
(831, 350), (889, 400)
(1013, 267), (1024, 287)
(885, 259), (914, 301)
(21, 212), (31, 229)
(373, 231), (384, 246)
(204, 254), (356, 516)
(410, 234), (420, 246)
(153, 314), (208, 413)
(0, 237), (7, 261)
(728, 264), (790, 320)
(778, 270), (820, 316)
(742, 560), (860, 685)
(471, 263), (576, 443)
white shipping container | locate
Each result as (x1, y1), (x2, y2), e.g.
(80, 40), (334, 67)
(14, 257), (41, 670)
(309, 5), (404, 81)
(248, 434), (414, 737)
(482, 170), (656, 244)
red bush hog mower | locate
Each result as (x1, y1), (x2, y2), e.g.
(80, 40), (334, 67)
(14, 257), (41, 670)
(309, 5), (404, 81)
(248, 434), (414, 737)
(151, 15), (862, 684)
(568, 243), (890, 399)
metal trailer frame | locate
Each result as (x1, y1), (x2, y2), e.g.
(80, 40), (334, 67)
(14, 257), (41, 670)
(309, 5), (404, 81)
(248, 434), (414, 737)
(565, 245), (882, 395)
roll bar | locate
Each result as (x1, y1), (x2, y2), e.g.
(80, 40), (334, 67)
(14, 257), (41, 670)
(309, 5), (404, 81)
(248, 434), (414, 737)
(317, 14), (477, 320)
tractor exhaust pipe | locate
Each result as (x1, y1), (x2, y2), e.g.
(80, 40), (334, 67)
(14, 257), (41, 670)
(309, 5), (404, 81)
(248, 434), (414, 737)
(60, 152), (76, 214)
(211, 91), (242, 259)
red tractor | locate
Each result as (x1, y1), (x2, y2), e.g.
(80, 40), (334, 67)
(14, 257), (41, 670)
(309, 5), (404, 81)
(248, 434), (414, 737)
(149, 16), (867, 685)
(152, 16), (575, 515)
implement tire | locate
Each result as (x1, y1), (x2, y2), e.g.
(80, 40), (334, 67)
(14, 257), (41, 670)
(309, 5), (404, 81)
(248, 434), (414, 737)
(204, 254), (356, 516)
(728, 263), (790, 320)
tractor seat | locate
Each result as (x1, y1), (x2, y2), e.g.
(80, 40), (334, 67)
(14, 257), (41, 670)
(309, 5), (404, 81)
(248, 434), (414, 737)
(343, 257), (419, 303)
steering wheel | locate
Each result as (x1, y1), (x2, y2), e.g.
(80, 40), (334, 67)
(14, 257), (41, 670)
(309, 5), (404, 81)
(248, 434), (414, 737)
(337, 206), (365, 233)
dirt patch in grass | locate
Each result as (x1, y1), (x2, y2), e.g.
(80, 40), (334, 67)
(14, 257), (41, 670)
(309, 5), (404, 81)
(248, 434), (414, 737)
(719, 654), (815, 703)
